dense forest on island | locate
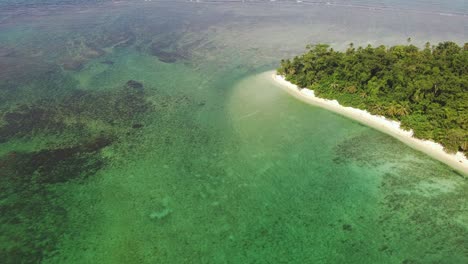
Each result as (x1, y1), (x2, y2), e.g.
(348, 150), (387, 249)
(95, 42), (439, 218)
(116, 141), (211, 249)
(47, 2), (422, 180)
(278, 41), (468, 158)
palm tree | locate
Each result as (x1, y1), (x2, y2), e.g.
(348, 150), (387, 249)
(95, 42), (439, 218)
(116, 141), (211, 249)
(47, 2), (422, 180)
(386, 104), (409, 118)
(386, 105), (399, 117)
(330, 83), (339, 90)
(395, 104), (409, 117)
(370, 104), (385, 115)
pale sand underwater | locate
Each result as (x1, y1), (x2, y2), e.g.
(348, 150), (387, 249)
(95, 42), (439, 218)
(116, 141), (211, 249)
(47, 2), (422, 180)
(270, 71), (468, 175)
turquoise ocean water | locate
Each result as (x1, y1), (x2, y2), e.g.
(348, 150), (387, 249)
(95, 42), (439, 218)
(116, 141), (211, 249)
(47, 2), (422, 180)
(0, 1), (467, 263)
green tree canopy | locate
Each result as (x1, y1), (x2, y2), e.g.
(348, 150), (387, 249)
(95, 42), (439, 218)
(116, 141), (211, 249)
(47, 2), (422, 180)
(278, 42), (468, 157)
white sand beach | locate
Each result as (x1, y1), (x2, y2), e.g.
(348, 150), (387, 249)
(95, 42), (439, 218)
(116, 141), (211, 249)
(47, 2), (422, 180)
(271, 71), (468, 175)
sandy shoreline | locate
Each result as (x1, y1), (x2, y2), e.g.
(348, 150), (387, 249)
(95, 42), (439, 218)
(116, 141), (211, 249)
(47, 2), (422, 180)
(270, 71), (468, 175)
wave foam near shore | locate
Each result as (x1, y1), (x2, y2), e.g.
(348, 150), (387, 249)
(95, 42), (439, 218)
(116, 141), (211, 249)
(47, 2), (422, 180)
(272, 72), (467, 175)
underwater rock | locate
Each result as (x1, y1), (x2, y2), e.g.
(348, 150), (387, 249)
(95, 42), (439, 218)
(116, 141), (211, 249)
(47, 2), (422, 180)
(101, 60), (114, 65)
(379, 245), (389, 252)
(132, 123), (144, 129)
(175, 95), (192, 105)
(62, 58), (85, 71)
(149, 40), (186, 63)
(342, 224), (353, 231)
(126, 80), (144, 90)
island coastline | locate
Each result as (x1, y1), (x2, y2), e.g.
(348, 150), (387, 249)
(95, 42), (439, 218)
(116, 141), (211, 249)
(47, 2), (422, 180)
(270, 71), (468, 175)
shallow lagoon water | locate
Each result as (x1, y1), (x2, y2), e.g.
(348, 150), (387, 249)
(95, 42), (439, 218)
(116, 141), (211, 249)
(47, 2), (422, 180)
(0, 1), (467, 263)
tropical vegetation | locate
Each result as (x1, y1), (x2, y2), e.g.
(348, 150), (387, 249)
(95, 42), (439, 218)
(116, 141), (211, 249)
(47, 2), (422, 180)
(278, 41), (467, 157)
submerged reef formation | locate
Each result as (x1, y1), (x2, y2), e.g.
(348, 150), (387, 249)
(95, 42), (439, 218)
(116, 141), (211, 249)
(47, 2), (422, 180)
(0, 136), (114, 263)
(149, 36), (193, 63)
(332, 131), (468, 262)
(0, 78), (153, 263)
(0, 79), (150, 143)
(0, 66), (206, 262)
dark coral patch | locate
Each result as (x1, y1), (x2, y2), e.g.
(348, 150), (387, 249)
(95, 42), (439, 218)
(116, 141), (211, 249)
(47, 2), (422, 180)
(149, 40), (187, 63)
(0, 80), (152, 142)
(132, 123), (144, 129)
(342, 224), (353, 231)
(126, 80), (144, 90)
(0, 136), (113, 263)
(0, 103), (65, 143)
(0, 136), (113, 185)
